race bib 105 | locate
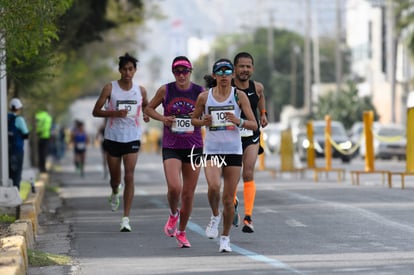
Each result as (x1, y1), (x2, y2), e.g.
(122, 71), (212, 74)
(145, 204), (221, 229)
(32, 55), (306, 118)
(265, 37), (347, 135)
(208, 105), (236, 131)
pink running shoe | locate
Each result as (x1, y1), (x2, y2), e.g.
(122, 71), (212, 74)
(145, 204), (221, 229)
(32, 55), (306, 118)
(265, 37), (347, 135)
(176, 231), (191, 248)
(164, 212), (179, 237)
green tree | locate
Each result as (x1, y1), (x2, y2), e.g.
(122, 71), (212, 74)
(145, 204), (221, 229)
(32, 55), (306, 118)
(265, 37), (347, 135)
(1, 0), (73, 94)
(57, 0), (144, 51)
(313, 81), (380, 129)
(394, 0), (414, 60)
(2, 0), (146, 120)
(43, 0), (146, 121)
(192, 28), (305, 121)
(193, 27), (347, 122)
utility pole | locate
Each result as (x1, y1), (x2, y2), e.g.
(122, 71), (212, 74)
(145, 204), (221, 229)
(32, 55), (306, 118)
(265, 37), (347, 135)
(267, 11), (275, 122)
(267, 12), (274, 73)
(0, 29), (21, 207)
(386, 0), (396, 123)
(291, 45), (298, 107)
(335, 0), (342, 95)
(304, 0), (312, 116)
(0, 31), (8, 187)
(312, 5), (321, 108)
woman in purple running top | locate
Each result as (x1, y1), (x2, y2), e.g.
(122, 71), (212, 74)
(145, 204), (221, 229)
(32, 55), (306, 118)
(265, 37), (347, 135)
(145, 56), (204, 248)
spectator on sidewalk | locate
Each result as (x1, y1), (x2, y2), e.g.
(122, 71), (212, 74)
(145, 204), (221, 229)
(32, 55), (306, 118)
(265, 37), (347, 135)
(35, 108), (52, 173)
(8, 98), (29, 190)
(57, 124), (67, 162)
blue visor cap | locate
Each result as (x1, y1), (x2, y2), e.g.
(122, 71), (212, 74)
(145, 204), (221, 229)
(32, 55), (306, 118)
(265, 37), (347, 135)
(213, 60), (234, 73)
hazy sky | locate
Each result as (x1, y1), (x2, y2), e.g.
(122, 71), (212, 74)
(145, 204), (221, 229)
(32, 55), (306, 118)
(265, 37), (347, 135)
(137, 0), (342, 91)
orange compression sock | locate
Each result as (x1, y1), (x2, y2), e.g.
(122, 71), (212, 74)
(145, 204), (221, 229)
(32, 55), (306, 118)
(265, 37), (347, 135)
(243, 180), (256, 217)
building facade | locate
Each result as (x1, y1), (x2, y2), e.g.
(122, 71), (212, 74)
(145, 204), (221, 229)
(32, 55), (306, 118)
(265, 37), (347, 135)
(346, 0), (412, 124)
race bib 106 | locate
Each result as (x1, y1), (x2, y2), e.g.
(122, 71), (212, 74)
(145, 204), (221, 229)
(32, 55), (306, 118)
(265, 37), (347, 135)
(75, 142), (86, 150)
(171, 115), (194, 134)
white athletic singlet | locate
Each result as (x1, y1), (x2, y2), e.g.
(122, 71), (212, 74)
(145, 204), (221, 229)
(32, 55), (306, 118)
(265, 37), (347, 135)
(204, 87), (242, 155)
(104, 81), (143, 142)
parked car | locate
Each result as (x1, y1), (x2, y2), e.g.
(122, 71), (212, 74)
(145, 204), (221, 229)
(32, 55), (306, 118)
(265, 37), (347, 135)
(297, 120), (353, 163)
(348, 122), (364, 144)
(359, 123), (406, 160)
(262, 123), (283, 154)
(348, 121), (380, 156)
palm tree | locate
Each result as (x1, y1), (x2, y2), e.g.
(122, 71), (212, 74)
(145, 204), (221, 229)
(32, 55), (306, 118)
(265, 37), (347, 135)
(394, 0), (414, 53)
(391, 0), (414, 121)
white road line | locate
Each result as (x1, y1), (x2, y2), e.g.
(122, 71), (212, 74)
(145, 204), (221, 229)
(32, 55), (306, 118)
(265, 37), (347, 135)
(187, 221), (303, 274)
(285, 219), (307, 227)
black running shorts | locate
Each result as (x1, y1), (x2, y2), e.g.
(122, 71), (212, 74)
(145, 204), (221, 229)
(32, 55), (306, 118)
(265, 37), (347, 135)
(162, 147), (203, 163)
(103, 139), (141, 157)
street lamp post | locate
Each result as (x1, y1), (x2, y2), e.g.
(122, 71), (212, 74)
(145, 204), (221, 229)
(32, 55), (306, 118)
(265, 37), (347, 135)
(304, 0), (312, 117)
(0, 31), (8, 187)
(0, 30), (22, 207)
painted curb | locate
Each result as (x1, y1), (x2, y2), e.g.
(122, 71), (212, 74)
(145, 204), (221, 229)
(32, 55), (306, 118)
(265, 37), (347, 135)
(0, 177), (47, 275)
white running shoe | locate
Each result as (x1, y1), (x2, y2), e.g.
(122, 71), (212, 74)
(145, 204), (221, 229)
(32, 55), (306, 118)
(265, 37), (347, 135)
(120, 216), (132, 232)
(219, 235), (232, 252)
(205, 214), (221, 239)
(108, 193), (120, 211)
(118, 183), (124, 194)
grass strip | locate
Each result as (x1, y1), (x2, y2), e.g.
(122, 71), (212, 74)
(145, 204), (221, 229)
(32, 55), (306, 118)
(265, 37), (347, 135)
(19, 181), (31, 201)
(28, 249), (71, 266)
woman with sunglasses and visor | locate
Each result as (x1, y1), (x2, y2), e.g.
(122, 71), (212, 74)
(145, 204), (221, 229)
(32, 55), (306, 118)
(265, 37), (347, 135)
(145, 56), (204, 248)
(191, 58), (258, 252)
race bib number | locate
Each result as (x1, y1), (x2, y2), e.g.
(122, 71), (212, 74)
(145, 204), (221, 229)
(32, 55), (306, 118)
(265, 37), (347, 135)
(76, 142), (86, 150)
(117, 100), (138, 117)
(171, 115), (194, 134)
(239, 128), (253, 137)
(208, 105), (235, 131)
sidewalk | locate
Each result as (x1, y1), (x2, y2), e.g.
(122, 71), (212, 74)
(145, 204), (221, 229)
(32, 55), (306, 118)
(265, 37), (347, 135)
(0, 148), (67, 275)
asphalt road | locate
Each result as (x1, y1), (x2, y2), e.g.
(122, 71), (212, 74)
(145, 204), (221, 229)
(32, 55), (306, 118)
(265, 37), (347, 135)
(29, 147), (414, 275)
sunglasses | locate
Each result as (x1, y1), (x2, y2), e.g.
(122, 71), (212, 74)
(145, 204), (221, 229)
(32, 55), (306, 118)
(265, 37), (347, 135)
(214, 69), (233, 76)
(173, 68), (192, 76)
